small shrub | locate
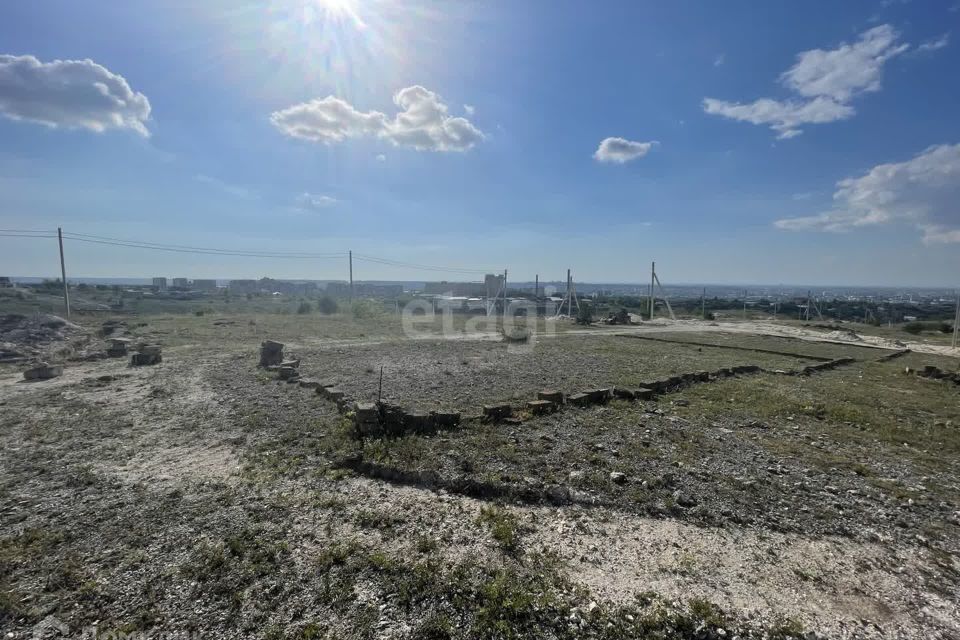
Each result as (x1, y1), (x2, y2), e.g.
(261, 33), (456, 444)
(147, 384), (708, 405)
(351, 299), (381, 320)
(575, 306), (593, 325)
(297, 301), (313, 314)
(477, 506), (521, 554)
(902, 322), (923, 334)
(317, 295), (339, 315)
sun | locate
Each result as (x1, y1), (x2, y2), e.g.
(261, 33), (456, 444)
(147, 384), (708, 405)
(309, 0), (366, 28)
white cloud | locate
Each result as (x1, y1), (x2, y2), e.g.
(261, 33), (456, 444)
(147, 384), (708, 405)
(593, 137), (657, 164)
(780, 25), (908, 102)
(295, 192), (338, 210)
(775, 144), (960, 243)
(0, 54), (150, 136)
(704, 25), (909, 138)
(714, 54), (725, 67)
(376, 154), (386, 162)
(463, 103), (475, 116)
(916, 33), (950, 53)
(703, 96), (854, 139)
(271, 85), (484, 152)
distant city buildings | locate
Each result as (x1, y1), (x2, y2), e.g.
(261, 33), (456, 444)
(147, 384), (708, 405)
(424, 273), (504, 298)
(171, 278), (189, 288)
(151, 277), (167, 290)
(192, 279), (218, 291)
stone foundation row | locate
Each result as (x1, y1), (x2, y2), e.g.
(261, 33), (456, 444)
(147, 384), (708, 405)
(914, 365), (960, 386)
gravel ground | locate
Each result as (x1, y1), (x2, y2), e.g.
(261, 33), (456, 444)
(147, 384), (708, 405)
(1, 320), (959, 639)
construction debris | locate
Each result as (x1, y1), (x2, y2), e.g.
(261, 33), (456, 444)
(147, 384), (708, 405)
(131, 344), (162, 366)
(259, 340), (284, 367)
(22, 362), (63, 381)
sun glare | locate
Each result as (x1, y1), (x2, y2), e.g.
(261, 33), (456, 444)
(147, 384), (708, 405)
(309, 0), (366, 28)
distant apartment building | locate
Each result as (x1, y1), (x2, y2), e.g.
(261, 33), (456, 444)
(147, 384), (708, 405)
(0, 276), (12, 288)
(171, 278), (189, 288)
(192, 279), (218, 291)
(326, 282), (403, 297)
(424, 273), (504, 298)
(152, 277), (168, 290)
(228, 279), (259, 293)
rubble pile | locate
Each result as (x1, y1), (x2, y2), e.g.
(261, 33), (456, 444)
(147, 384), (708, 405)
(0, 313), (83, 362)
(22, 362), (63, 381)
(131, 344), (162, 366)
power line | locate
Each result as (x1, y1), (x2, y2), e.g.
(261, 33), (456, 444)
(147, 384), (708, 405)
(1, 229), (498, 273)
(61, 231), (347, 258)
(353, 254), (493, 274)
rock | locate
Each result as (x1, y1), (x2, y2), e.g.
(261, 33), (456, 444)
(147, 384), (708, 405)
(22, 363), (63, 380)
(568, 393), (590, 407)
(585, 388), (613, 403)
(610, 471), (627, 484)
(138, 344), (162, 357)
(259, 340), (284, 367)
(279, 359), (301, 369)
(298, 379), (321, 389)
(483, 404), (512, 422)
(545, 484), (571, 505)
(673, 490), (697, 507)
(278, 366), (299, 380)
(527, 399), (557, 415)
(130, 352), (162, 366)
(537, 390), (565, 404)
(403, 411), (435, 434)
(672, 398), (689, 407)
(431, 411), (461, 428)
(613, 388), (636, 400)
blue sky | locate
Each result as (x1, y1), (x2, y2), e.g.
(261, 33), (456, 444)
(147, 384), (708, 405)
(1, 0), (959, 286)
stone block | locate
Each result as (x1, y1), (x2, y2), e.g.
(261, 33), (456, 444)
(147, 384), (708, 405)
(403, 411), (435, 433)
(537, 390), (564, 404)
(431, 411), (461, 428)
(130, 353), (162, 366)
(585, 388), (613, 403)
(259, 340), (284, 367)
(355, 402), (379, 422)
(138, 344), (162, 357)
(483, 404), (512, 421)
(324, 387), (345, 402)
(280, 359), (301, 369)
(299, 379), (321, 389)
(634, 387), (654, 400)
(278, 366), (298, 380)
(568, 393), (590, 407)
(526, 399), (556, 415)
(23, 364), (63, 380)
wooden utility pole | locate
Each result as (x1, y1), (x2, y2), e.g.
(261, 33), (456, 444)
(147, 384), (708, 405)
(701, 287), (706, 319)
(649, 262), (655, 319)
(534, 274), (539, 299)
(950, 293), (959, 349)
(742, 290), (747, 320)
(503, 269), (508, 317)
(57, 227), (70, 317)
(348, 250), (354, 300)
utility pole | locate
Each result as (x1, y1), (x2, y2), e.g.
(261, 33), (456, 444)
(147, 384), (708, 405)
(649, 262), (655, 319)
(57, 227), (70, 318)
(503, 269), (508, 318)
(805, 290), (812, 322)
(534, 274), (539, 299)
(701, 287), (706, 319)
(950, 292), (959, 349)
(742, 289), (747, 320)
(348, 250), (354, 300)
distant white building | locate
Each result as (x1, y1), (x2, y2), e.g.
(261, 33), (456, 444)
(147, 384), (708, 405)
(152, 277), (167, 290)
(192, 279), (218, 291)
(172, 278), (189, 288)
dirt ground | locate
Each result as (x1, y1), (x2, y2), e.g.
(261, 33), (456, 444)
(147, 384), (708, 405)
(1, 312), (959, 639)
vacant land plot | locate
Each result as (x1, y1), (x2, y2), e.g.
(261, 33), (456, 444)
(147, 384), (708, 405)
(2, 312), (958, 639)
(297, 334), (822, 413)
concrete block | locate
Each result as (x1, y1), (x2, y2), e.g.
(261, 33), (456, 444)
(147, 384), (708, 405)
(23, 364), (63, 380)
(278, 366), (298, 380)
(130, 353), (162, 366)
(634, 387), (654, 400)
(527, 399), (556, 415)
(568, 393), (590, 407)
(431, 411), (461, 428)
(537, 390), (564, 404)
(483, 404), (512, 421)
